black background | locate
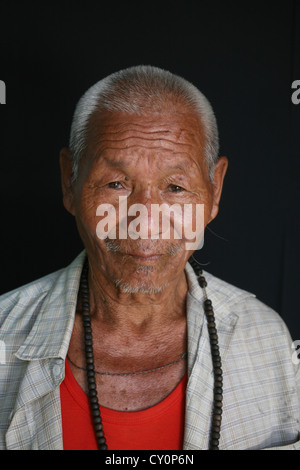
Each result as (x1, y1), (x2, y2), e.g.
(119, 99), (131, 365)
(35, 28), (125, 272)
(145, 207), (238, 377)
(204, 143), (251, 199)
(0, 1), (299, 339)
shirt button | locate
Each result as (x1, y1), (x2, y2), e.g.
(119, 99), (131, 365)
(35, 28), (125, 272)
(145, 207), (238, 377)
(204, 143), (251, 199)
(53, 364), (62, 377)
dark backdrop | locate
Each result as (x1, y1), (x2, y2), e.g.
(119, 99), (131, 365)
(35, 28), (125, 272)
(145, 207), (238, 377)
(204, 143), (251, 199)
(0, 1), (299, 339)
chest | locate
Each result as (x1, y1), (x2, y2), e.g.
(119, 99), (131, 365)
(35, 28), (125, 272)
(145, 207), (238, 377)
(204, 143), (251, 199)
(69, 360), (186, 411)
(67, 314), (187, 411)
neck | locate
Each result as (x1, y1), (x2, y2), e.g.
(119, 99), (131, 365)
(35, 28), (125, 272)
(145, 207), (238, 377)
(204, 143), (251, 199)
(84, 260), (188, 333)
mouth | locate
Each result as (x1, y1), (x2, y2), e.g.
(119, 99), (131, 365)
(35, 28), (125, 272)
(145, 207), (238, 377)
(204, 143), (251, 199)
(124, 252), (163, 262)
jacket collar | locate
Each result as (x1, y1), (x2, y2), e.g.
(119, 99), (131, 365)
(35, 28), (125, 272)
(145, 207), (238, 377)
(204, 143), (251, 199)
(15, 251), (86, 361)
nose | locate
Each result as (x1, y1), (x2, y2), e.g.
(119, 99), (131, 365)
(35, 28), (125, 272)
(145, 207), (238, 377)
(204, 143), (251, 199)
(127, 186), (162, 239)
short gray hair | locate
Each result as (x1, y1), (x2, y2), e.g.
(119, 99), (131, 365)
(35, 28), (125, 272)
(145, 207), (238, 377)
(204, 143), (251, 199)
(69, 65), (219, 181)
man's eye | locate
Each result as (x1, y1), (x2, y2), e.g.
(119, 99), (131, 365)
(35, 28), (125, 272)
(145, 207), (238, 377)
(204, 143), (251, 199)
(169, 184), (184, 192)
(108, 181), (123, 189)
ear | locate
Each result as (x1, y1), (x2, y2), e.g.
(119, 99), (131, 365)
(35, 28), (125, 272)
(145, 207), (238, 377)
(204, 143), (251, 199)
(59, 147), (76, 216)
(208, 156), (228, 222)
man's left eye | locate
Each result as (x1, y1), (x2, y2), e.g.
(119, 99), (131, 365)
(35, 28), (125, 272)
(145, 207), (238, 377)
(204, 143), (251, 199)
(169, 184), (184, 192)
(108, 181), (123, 189)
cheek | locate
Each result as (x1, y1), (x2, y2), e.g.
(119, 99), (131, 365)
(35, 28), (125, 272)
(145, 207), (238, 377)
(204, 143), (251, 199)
(74, 190), (103, 241)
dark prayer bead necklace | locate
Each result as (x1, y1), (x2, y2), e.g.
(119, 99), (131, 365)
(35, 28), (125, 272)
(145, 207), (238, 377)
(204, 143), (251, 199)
(79, 257), (223, 451)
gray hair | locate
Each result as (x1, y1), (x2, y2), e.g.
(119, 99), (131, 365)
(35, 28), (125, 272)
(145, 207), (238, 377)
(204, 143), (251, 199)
(69, 65), (219, 181)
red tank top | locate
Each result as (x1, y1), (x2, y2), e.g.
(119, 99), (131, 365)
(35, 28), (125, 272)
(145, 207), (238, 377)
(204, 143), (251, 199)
(60, 359), (187, 450)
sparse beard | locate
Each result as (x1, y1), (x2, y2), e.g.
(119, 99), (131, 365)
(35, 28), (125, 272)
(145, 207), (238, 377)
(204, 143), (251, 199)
(113, 278), (169, 294)
(104, 239), (181, 294)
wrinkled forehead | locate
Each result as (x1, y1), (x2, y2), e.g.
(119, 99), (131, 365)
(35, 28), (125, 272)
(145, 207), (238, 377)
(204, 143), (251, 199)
(85, 108), (207, 168)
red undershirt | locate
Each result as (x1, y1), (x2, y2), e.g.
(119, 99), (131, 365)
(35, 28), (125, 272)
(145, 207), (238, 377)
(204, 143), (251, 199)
(60, 359), (187, 450)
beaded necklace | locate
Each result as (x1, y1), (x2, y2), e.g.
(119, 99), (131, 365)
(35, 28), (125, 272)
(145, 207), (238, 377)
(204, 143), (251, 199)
(79, 257), (223, 450)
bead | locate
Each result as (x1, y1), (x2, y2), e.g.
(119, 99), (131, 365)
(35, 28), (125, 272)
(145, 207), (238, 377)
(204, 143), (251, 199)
(204, 299), (212, 307)
(212, 415), (222, 425)
(189, 258), (202, 274)
(90, 396), (99, 404)
(204, 305), (213, 313)
(100, 444), (108, 450)
(213, 362), (222, 370)
(210, 333), (218, 341)
(214, 393), (223, 402)
(212, 356), (221, 364)
(205, 314), (215, 323)
(92, 410), (101, 419)
(211, 438), (219, 447)
(93, 417), (102, 425)
(94, 424), (104, 433)
(98, 437), (106, 445)
(211, 346), (220, 355)
(199, 276), (207, 287)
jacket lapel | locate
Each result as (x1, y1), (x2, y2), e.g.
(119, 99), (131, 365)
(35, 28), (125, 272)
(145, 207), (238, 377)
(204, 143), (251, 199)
(183, 263), (239, 450)
(5, 252), (85, 449)
(5, 359), (65, 449)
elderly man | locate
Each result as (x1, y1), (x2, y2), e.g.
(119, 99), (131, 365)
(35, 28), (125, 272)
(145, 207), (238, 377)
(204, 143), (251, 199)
(0, 66), (299, 451)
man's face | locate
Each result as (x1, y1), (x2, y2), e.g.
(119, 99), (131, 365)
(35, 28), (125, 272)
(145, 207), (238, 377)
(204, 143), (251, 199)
(61, 108), (227, 293)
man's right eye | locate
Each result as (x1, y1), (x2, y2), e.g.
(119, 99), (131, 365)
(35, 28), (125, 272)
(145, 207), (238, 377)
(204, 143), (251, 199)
(108, 181), (123, 189)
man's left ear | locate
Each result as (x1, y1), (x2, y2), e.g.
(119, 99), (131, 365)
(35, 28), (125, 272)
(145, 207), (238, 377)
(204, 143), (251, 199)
(59, 147), (76, 216)
(209, 156), (228, 222)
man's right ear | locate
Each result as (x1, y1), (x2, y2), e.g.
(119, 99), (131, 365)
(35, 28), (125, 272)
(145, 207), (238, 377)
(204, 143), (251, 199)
(59, 147), (76, 216)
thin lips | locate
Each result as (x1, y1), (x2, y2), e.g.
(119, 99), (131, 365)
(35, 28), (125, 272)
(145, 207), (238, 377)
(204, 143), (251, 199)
(126, 252), (162, 258)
